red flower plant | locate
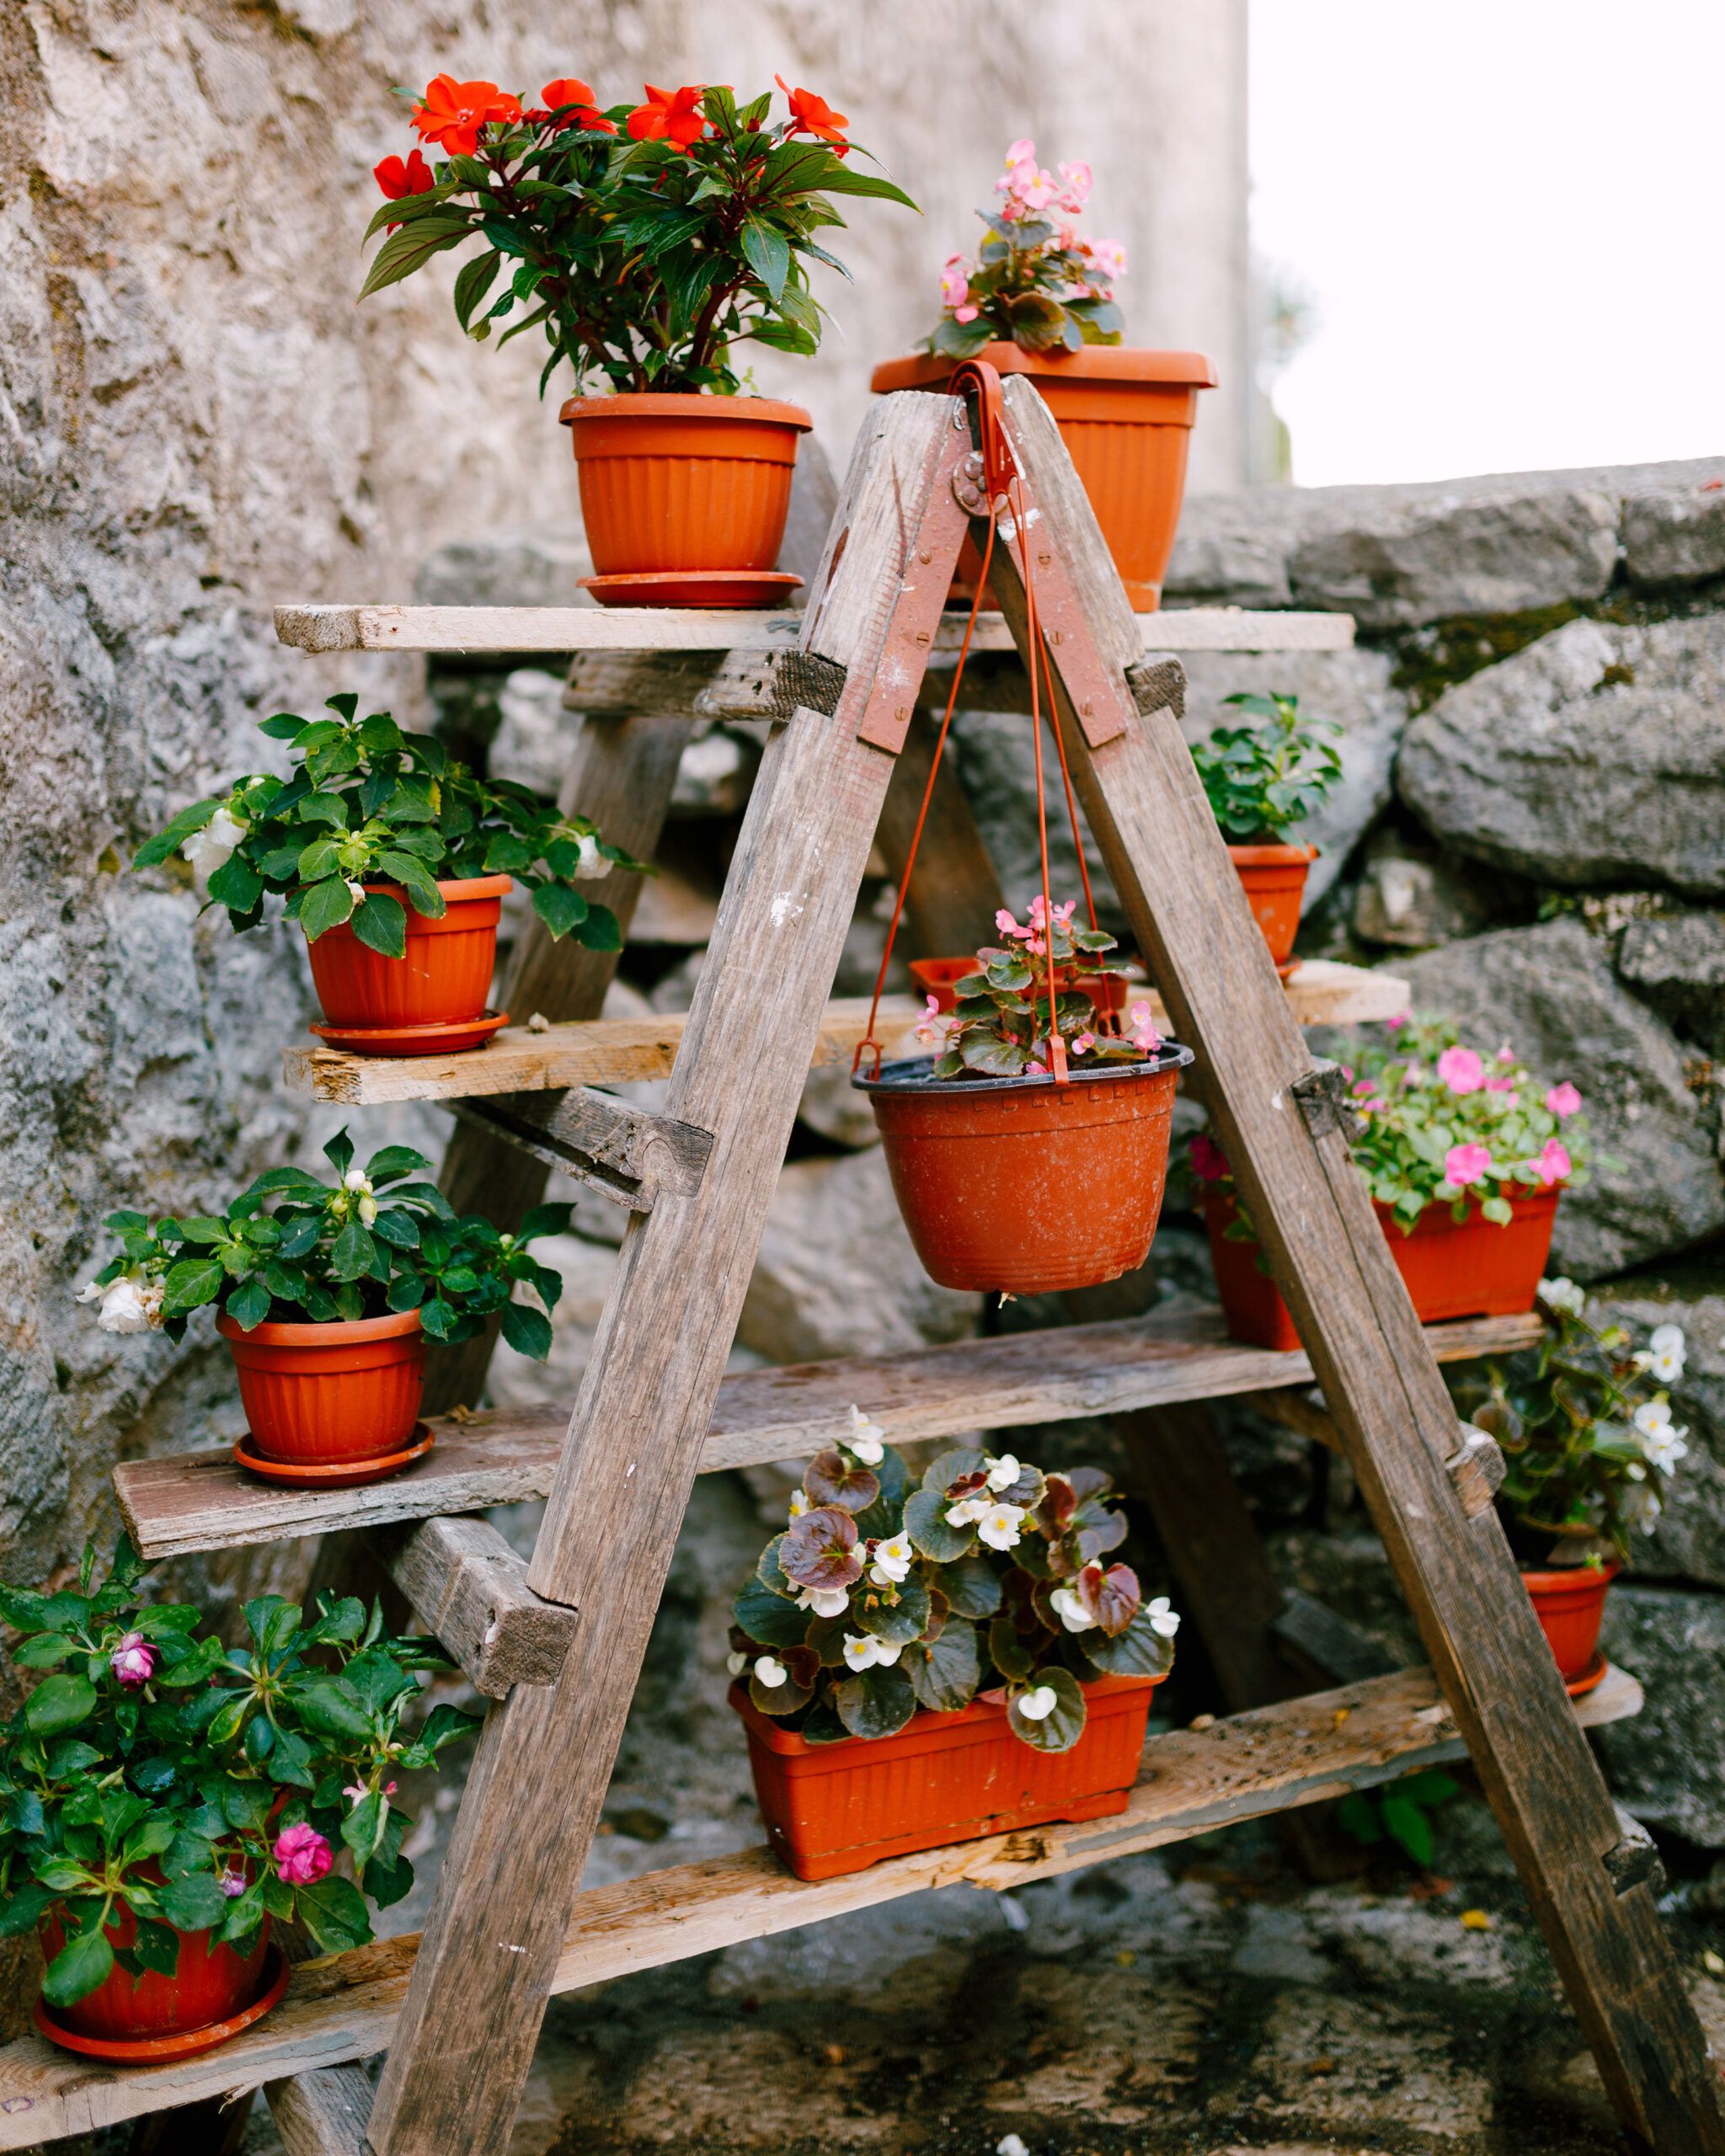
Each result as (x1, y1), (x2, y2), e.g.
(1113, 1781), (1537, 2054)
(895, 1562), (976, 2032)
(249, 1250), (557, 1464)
(775, 77), (848, 149)
(410, 75), (522, 157)
(627, 82), (708, 150)
(540, 77), (617, 133)
(374, 148), (434, 201)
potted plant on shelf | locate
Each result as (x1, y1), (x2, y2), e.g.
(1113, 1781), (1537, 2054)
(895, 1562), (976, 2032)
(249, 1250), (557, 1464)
(729, 1424), (1180, 1879)
(75, 1131), (569, 1486)
(1460, 1283), (1689, 1693)
(870, 138), (1215, 610)
(1191, 691), (1342, 969)
(855, 899), (1194, 1296)
(1193, 1015), (1593, 1350)
(0, 1540), (473, 2058)
(364, 75), (915, 606)
(136, 697), (644, 1055)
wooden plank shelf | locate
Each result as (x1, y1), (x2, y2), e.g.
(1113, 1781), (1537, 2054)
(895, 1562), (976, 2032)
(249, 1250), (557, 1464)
(274, 602), (1354, 659)
(115, 1305), (1540, 1561)
(284, 966), (1410, 1107)
(0, 1658), (1637, 2150)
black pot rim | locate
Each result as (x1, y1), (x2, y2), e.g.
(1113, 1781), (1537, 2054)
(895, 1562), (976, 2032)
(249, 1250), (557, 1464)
(852, 1045), (1194, 1097)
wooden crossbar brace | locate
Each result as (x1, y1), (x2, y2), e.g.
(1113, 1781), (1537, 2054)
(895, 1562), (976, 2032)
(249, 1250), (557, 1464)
(445, 1086), (713, 1213)
(368, 1517), (577, 1698)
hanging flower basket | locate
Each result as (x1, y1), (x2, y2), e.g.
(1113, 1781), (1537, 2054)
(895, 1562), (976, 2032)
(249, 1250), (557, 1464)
(861, 1048), (1191, 1297)
(732, 1670), (1166, 1881)
(1520, 1563), (1618, 1696)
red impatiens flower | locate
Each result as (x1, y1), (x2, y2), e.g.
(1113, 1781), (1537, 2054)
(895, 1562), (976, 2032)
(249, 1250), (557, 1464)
(775, 75), (848, 148)
(410, 75), (523, 157)
(541, 76), (617, 133)
(374, 147), (435, 201)
(627, 83), (707, 151)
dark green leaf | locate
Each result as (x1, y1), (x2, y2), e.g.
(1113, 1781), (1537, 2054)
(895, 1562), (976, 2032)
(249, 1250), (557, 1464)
(833, 1663), (917, 1741)
(905, 1617), (980, 1714)
(903, 1487), (974, 1562)
(40, 1923), (115, 2008)
(498, 1300), (552, 1362)
(298, 876), (355, 943)
(531, 883), (589, 940)
(24, 1673), (97, 1738)
(1007, 1665), (1087, 1753)
(350, 893), (407, 959)
(731, 1575), (811, 1652)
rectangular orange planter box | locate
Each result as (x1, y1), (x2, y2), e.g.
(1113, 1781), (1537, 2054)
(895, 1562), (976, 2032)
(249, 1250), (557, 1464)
(1204, 1185), (1562, 1351)
(730, 1672), (1163, 1881)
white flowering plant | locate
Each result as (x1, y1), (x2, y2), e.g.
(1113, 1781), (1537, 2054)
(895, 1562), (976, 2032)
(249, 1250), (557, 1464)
(729, 1418), (1179, 1753)
(0, 1539), (474, 2010)
(135, 696), (645, 958)
(1459, 1284), (1690, 1561)
(916, 898), (1162, 1081)
(1191, 1014), (1595, 1238)
(77, 1130), (569, 1358)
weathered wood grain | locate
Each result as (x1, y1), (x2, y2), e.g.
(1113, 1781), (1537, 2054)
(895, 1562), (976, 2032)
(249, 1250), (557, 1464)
(369, 1515), (577, 1697)
(263, 2063), (373, 2156)
(446, 1086), (713, 1214)
(281, 962), (1408, 1107)
(114, 1307), (1541, 1561)
(275, 602), (1354, 659)
(0, 1662), (1641, 2151)
(989, 370), (1725, 2155)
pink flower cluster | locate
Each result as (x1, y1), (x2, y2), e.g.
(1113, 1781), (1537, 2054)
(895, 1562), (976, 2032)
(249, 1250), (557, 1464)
(996, 894), (1074, 958)
(1443, 1136), (1571, 1190)
(996, 137), (1092, 220)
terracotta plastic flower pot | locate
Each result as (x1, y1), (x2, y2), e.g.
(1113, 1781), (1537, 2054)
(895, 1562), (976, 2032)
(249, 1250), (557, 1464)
(218, 1310), (426, 1466)
(1204, 1184), (1563, 1352)
(1522, 1563), (1618, 1689)
(1228, 844), (1318, 967)
(908, 955), (1130, 1017)
(870, 344), (1216, 609)
(559, 393), (812, 602)
(37, 1903), (271, 2043)
(856, 1047), (1193, 1297)
(303, 874), (511, 1043)
(732, 1671), (1165, 1881)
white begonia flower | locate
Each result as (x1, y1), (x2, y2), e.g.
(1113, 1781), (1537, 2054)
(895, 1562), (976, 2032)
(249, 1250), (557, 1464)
(1146, 1597), (1181, 1640)
(181, 804), (247, 881)
(997, 2137), (1030, 2156)
(1537, 1276), (1586, 1317)
(787, 1488), (810, 1523)
(83, 1273), (159, 1335)
(1642, 1422), (1690, 1476)
(794, 1585), (850, 1620)
(1017, 1684), (1057, 1722)
(1049, 1584), (1098, 1634)
(846, 1405), (885, 1466)
(1621, 1480), (1664, 1533)
(753, 1655), (788, 1689)
(976, 1504), (1026, 1552)
(1634, 1400), (1674, 1436)
(725, 1651), (747, 1677)
(1645, 1324), (1686, 1383)
(945, 1496), (990, 1528)
(573, 832), (609, 881)
(986, 1452), (1022, 1492)
(869, 1534), (913, 1586)
(841, 1633), (900, 1673)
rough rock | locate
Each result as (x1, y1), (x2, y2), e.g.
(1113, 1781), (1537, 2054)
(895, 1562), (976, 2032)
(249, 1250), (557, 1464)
(1623, 482), (1725, 590)
(1584, 1267), (1725, 1590)
(1616, 910), (1725, 1055)
(1397, 615), (1725, 898)
(1351, 829), (1512, 951)
(414, 524), (594, 608)
(738, 1150), (981, 1364)
(795, 1063), (882, 1150)
(486, 668), (574, 796)
(1396, 918), (1725, 1277)
(1597, 1582), (1725, 1846)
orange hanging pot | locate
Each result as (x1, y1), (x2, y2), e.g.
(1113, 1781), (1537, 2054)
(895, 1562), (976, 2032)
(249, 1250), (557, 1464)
(303, 873), (512, 1055)
(560, 392), (812, 607)
(1227, 844), (1318, 967)
(856, 1048), (1193, 1296)
(732, 1671), (1166, 1881)
(1204, 1184), (1563, 1351)
(1520, 1563), (1617, 1695)
(217, 1310), (427, 1477)
(870, 344), (1215, 609)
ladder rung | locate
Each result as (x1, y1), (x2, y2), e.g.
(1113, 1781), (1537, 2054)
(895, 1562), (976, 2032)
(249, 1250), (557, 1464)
(114, 1305), (1541, 1562)
(368, 1516), (575, 1698)
(0, 1658), (1635, 2151)
(283, 965), (1410, 1107)
(447, 1087), (713, 1214)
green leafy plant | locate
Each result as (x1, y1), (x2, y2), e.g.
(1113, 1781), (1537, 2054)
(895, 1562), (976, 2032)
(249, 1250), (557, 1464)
(916, 896), (1166, 1081)
(1190, 1014), (1594, 1236)
(930, 138), (1124, 358)
(362, 72), (916, 395)
(1460, 1288), (1689, 1561)
(135, 696), (644, 959)
(729, 1419), (1180, 1753)
(0, 1540), (474, 2008)
(76, 1129), (569, 1362)
(1338, 1769), (1461, 1869)
(1190, 691), (1342, 846)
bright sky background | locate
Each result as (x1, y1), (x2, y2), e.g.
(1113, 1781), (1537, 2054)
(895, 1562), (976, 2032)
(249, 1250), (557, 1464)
(1249, 0), (1725, 487)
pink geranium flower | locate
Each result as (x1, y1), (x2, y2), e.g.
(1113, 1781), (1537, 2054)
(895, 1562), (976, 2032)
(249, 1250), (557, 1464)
(109, 1632), (157, 1688)
(273, 1823), (334, 1886)
(1444, 1142), (1493, 1187)
(1545, 1081), (1582, 1118)
(1535, 1138), (1571, 1186)
(1190, 1134), (1230, 1182)
(1435, 1046), (1485, 1095)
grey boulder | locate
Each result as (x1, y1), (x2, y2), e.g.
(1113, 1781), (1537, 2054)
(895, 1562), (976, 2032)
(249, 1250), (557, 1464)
(1596, 1582), (1725, 1846)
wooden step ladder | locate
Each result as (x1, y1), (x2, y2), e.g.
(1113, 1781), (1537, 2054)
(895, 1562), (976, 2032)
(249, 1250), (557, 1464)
(8, 382), (1719, 2155)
